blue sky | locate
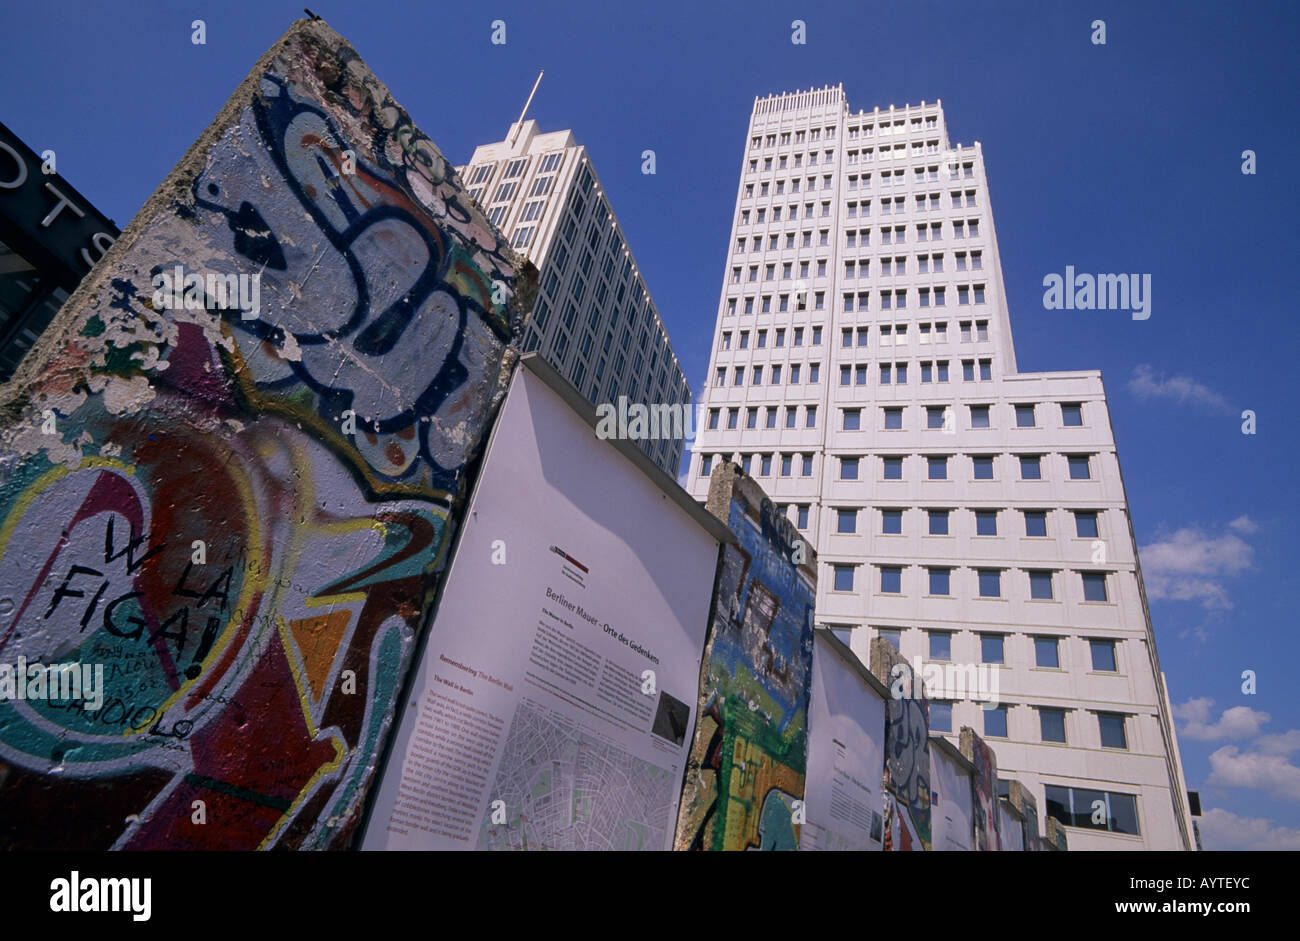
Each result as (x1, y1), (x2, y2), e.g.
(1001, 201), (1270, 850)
(2, 0), (1297, 849)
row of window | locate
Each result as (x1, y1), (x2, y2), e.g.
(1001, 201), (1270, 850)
(726, 283), (983, 315)
(748, 115), (941, 154)
(749, 126), (839, 150)
(737, 202), (982, 231)
(928, 702), (1133, 761)
(844, 141), (944, 163)
(830, 505), (1104, 538)
(837, 451), (1097, 481)
(780, 503), (1103, 539)
(748, 160), (974, 188)
(721, 319), (988, 351)
(465, 150), (564, 188)
(740, 175), (978, 211)
(868, 627), (1121, 672)
(705, 452), (1101, 488)
(828, 402), (1085, 431)
(713, 357), (994, 387)
(831, 564), (1114, 602)
(729, 278), (987, 310)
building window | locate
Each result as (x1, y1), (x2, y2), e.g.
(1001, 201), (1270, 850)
(928, 567), (950, 595)
(1090, 639), (1117, 672)
(1045, 786), (1140, 835)
(978, 570), (1002, 598)
(970, 405), (990, 428)
(984, 704), (1008, 738)
(1029, 570), (1054, 600)
(1024, 510), (1047, 536)
(1062, 403), (1084, 426)
(833, 564), (855, 592)
(973, 455), (994, 480)
(927, 456), (947, 480)
(980, 635), (1005, 666)
(1082, 572), (1109, 602)
(700, 455), (713, 477)
(802, 455), (813, 476)
(1068, 455), (1092, 480)
(837, 508), (858, 534)
(1015, 404), (1036, 427)
(927, 509), (949, 535)
(929, 631), (951, 661)
(1075, 511), (1099, 538)
(882, 509), (903, 534)
(883, 407), (903, 430)
(781, 455), (793, 477)
(880, 566), (902, 594)
(975, 510), (998, 536)
(840, 457), (860, 480)
(878, 628), (901, 651)
(883, 456), (903, 480)
(1040, 708), (1067, 744)
(930, 701), (953, 733)
(1035, 637), (1059, 668)
(1098, 713), (1128, 750)
(843, 408), (861, 431)
(1019, 455), (1042, 480)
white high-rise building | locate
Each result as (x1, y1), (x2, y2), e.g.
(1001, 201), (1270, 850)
(687, 86), (1195, 850)
(459, 120), (690, 475)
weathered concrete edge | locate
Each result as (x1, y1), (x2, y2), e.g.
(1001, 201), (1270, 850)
(0, 16), (534, 424)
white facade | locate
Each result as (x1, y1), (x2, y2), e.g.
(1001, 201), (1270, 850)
(687, 86), (1195, 850)
(458, 121), (690, 474)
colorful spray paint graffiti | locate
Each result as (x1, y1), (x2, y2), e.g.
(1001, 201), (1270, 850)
(871, 639), (931, 852)
(961, 727), (1003, 852)
(673, 465), (816, 851)
(0, 20), (527, 850)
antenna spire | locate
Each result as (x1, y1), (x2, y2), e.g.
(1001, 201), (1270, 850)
(510, 70), (544, 145)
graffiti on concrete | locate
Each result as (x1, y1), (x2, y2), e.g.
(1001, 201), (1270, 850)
(0, 20), (525, 850)
(965, 729), (1002, 852)
(882, 660), (931, 852)
(674, 469), (815, 851)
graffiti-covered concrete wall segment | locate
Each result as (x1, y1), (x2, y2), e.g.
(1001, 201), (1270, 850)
(0, 19), (531, 850)
(870, 638), (931, 851)
(961, 727), (1003, 852)
(673, 463), (816, 851)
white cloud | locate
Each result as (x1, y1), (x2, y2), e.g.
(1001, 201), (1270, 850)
(1172, 696), (1213, 725)
(1228, 515), (1259, 535)
(1197, 807), (1300, 850)
(1255, 730), (1300, 756)
(1208, 744), (1300, 802)
(1140, 521), (1255, 611)
(1128, 364), (1234, 414)
(1173, 698), (1270, 741)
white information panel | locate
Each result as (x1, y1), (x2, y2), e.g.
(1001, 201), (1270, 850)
(800, 631), (886, 851)
(363, 362), (720, 850)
